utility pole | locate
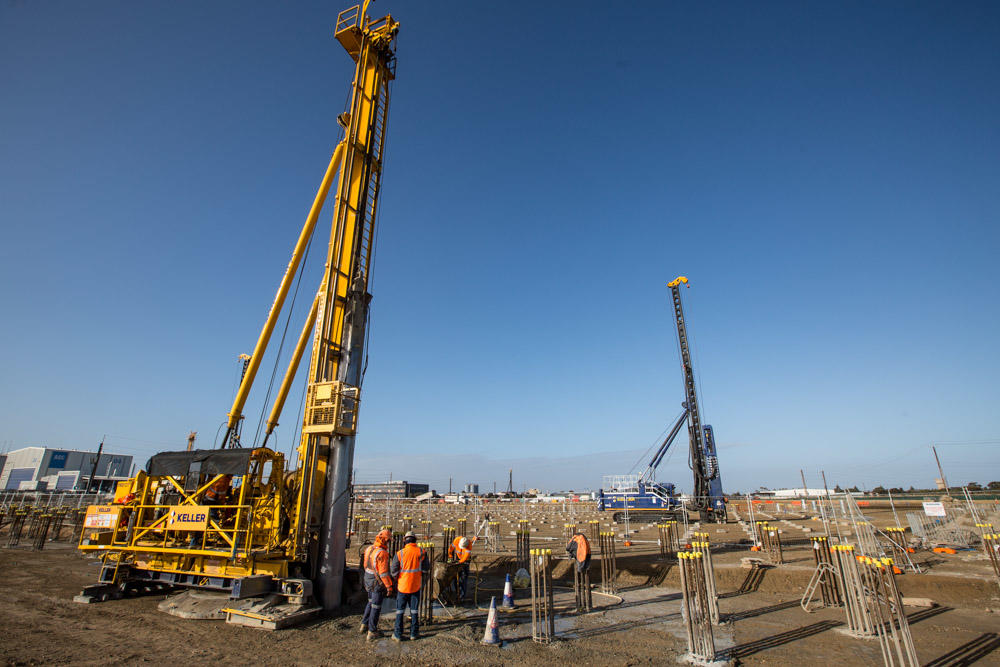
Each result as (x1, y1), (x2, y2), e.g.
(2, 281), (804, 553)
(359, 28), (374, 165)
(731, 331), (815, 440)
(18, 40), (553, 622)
(800, 469), (808, 500)
(86, 436), (105, 494)
(187, 431), (197, 451)
(449, 477), (452, 494)
(507, 468), (513, 495)
(932, 445), (950, 492)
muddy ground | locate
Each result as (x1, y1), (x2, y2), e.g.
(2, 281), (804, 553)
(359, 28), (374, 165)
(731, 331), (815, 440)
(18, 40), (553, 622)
(2, 499), (999, 666)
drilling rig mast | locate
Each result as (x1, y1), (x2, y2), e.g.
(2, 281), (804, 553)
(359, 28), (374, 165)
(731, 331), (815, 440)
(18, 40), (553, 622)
(600, 278), (726, 523)
(668, 276), (726, 522)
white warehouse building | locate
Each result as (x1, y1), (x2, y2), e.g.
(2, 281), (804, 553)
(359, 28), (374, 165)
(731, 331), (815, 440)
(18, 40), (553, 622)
(0, 446), (133, 492)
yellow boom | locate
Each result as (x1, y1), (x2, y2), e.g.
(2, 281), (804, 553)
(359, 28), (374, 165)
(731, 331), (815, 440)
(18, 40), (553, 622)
(76, 3), (399, 620)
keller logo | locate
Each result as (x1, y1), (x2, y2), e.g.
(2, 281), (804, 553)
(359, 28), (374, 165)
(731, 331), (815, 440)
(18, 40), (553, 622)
(167, 506), (210, 530)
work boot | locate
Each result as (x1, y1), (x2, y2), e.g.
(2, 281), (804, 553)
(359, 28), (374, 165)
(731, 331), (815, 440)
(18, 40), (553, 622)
(409, 632), (419, 641)
(359, 623), (367, 634)
(391, 634), (402, 642)
(366, 630), (381, 642)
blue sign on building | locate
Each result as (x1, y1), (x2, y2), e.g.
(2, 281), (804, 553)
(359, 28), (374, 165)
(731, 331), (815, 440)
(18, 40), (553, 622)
(49, 451), (69, 470)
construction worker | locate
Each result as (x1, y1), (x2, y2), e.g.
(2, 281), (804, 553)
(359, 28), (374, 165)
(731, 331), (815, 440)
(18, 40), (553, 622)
(203, 474), (232, 504)
(187, 474), (232, 549)
(567, 530), (593, 611)
(448, 535), (476, 600)
(566, 530), (592, 572)
(389, 531), (430, 641)
(361, 529), (394, 641)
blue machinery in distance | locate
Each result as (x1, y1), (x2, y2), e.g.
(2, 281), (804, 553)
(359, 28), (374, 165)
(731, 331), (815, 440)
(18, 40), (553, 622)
(599, 277), (726, 523)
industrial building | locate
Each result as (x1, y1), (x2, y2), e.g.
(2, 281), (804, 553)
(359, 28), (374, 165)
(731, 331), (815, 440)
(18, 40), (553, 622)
(0, 446), (133, 491)
(353, 480), (430, 499)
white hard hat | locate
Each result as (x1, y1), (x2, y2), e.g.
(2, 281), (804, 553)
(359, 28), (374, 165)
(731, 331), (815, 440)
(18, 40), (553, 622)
(459, 537), (470, 549)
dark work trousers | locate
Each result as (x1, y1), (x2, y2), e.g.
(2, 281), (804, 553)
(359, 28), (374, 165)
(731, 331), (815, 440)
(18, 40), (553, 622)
(458, 563), (470, 599)
(394, 590), (420, 638)
(362, 585), (386, 632)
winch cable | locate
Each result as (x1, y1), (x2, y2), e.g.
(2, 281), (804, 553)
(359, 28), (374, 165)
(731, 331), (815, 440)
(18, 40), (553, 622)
(252, 231), (314, 447)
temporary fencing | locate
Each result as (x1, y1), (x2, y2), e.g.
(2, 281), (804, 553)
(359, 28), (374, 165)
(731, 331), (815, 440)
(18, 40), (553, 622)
(906, 511), (976, 549)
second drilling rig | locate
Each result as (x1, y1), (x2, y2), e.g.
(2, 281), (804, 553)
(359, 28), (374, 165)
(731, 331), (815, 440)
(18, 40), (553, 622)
(75, 3), (398, 628)
(601, 277), (727, 523)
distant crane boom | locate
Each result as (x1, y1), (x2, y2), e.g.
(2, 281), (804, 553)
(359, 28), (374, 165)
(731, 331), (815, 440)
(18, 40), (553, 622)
(642, 408), (689, 482)
(668, 276), (725, 522)
(600, 277), (726, 523)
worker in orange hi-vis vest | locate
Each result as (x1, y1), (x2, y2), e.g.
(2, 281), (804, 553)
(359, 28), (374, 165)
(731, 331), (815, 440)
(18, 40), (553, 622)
(389, 531), (430, 641)
(188, 474), (233, 549)
(566, 531), (592, 572)
(203, 475), (232, 504)
(361, 529), (395, 641)
(448, 535), (477, 601)
(567, 530), (593, 611)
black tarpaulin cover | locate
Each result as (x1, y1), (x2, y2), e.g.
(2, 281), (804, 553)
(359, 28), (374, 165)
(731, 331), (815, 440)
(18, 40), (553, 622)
(145, 448), (255, 477)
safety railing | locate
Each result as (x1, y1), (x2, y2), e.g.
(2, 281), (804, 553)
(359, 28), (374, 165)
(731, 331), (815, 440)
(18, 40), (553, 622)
(0, 491), (112, 510)
(602, 475), (640, 494)
(906, 510), (977, 548)
(80, 502), (269, 560)
(336, 4), (361, 33)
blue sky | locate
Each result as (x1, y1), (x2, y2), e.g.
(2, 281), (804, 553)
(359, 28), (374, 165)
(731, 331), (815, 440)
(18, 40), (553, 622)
(1, 1), (998, 493)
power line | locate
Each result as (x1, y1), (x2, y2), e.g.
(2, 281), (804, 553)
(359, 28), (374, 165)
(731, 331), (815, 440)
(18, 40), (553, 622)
(931, 440), (1000, 446)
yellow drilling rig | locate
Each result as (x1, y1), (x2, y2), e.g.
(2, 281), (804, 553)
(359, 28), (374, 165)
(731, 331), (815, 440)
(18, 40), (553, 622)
(75, 3), (398, 629)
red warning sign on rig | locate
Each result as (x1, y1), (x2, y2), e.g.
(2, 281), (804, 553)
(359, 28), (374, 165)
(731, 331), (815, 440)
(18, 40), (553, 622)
(167, 506), (210, 531)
